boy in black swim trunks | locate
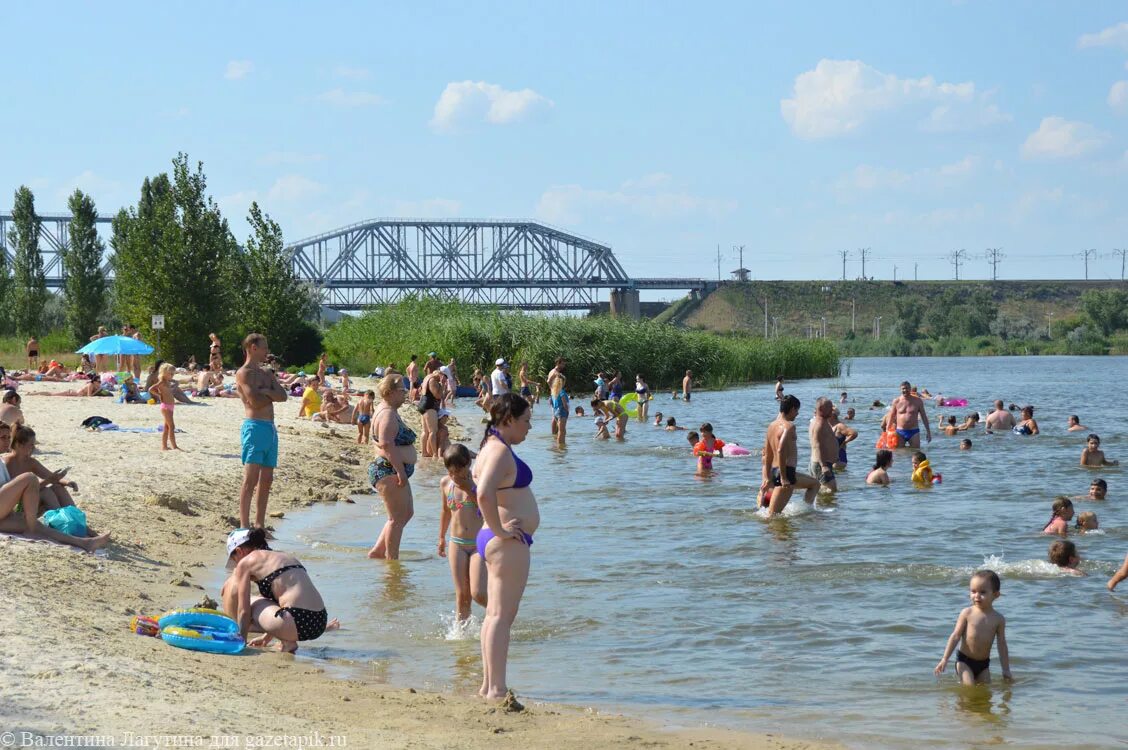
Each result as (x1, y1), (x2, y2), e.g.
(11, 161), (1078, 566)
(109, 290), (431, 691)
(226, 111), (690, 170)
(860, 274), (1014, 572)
(935, 569), (1012, 685)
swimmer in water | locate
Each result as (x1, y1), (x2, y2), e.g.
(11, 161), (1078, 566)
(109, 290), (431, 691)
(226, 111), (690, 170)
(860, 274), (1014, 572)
(775, 376), (784, 401)
(665, 417), (686, 431)
(653, 412), (664, 427)
(693, 422), (725, 475)
(1013, 406), (1039, 435)
(686, 431), (699, 449)
(594, 416), (610, 440)
(1067, 414), (1088, 432)
(934, 569), (1012, 685)
(1075, 511), (1099, 532)
(960, 439), (972, 450)
(1074, 478), (1108, 502)
(866, 450), (893, 486)
(845, 407), (856, 421)
(1042, 497), (1074, 536)
(1048, 539), (1083, 575)
(1080, 434), (1118, 467)
(761, 395), (819, 516)
(574, 405), (585, 418)
(910, 451), (935, 484)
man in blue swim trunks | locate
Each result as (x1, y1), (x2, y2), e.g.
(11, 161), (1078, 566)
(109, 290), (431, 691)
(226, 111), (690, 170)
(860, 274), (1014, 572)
(892, 381), (931, 448)
(236, 333), (289, 529)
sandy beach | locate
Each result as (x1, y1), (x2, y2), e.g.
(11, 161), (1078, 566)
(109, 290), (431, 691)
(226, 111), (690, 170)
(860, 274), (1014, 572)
(0, 377), (835, 750)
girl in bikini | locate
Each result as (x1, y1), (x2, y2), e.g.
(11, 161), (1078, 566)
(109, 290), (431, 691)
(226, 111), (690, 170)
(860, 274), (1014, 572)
(438, 444), (487, 623)
(148, 363), (180, 451)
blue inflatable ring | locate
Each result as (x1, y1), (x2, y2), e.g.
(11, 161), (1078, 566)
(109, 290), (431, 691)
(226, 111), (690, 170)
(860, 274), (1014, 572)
(162, 625), (245, 655)
(158, 608), (237, 632)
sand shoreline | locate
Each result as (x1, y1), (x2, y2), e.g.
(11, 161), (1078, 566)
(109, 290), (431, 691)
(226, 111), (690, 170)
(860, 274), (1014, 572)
(0, 379), (837, 749)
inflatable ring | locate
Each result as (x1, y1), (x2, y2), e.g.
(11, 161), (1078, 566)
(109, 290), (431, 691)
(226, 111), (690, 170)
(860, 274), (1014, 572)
(162, 625), (244, 655)
(619, 393), (639, 415)
(722, 444), (751, 457)
(158, 608), (238, 632)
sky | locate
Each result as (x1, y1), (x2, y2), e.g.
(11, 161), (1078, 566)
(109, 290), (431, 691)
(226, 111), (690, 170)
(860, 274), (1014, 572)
(2, 1), (1127, 298)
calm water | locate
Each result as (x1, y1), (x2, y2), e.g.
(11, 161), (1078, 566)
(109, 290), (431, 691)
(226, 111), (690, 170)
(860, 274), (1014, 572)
(214, 357), (1128, 749)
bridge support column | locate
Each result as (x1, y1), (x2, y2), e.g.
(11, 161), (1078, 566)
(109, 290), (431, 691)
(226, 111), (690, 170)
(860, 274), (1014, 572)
(609, 288), (641, 319)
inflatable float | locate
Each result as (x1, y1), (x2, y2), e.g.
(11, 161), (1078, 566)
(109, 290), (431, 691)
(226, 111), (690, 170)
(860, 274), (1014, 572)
(722, 443), (751, 457)
(939, 398), (968, 407)
(618, 393), (639, 414)
(158, 608), (244, 655)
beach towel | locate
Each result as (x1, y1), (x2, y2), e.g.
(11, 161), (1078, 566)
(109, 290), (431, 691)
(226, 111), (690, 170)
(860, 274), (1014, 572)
(0, 531), (107, 556)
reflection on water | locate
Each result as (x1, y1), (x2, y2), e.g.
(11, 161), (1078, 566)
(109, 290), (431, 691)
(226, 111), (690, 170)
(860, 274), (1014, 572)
(212, 357), (1128, 749)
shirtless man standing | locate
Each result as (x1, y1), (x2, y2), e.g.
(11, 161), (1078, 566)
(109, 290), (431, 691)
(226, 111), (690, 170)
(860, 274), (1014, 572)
(892, 381), (931, 448)
(808, 397), (839, 493)
(682, 370), (693, 403)
(761, 395), (819, 515)
(985, 400), (1016, 432)
(406, 355), (420, 402)
(236, 334), (289, 530)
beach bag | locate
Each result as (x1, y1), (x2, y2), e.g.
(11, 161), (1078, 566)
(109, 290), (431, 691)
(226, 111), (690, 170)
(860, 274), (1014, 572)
(42, 506), (88, 537)
(81, 416), (114, 429)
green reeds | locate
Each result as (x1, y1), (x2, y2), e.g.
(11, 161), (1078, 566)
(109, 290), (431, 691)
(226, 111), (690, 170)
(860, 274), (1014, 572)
(323, 298), (839, 388)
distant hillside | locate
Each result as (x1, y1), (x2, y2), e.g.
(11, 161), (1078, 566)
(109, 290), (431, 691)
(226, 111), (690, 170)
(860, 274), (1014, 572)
(682, 280), (1122, 339)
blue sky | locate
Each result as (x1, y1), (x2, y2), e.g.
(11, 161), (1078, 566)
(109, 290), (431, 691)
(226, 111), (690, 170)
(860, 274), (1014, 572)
(2, 1), (1127, 295)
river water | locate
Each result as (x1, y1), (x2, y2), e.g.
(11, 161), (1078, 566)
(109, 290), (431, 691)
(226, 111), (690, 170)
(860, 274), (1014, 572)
(217, 357), (1128, 749)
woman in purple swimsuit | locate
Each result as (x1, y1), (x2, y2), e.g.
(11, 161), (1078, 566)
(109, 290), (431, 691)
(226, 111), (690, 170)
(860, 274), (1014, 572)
(473, 393), (538, 706)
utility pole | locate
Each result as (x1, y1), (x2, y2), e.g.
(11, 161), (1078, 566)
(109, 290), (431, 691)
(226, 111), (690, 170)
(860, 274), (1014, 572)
(851, 298), (856, 333)
(733, 244), (745, 275)
(893, 264), (898, 282)
(858, 247), (871, 280)
(715, 244), (721, 282)
(1083, 248), (1097, 280)
(839, 249), (850, 281)
(914, 262), (918, 281)
(949, 249), (968, 280)
(985, 247), (1005, 281)
(1114, 248), (1127, 281)
(763, 297), (768, 338)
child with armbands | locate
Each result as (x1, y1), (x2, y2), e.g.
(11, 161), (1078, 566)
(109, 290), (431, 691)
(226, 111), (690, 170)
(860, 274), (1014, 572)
(693, 423), (725, 475)
(911, 451), (940, 485)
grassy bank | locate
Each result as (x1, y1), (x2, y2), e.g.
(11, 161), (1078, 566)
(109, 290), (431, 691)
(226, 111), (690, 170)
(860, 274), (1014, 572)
(0, 331), (79, 371)
(323, 299), (840, 388)
(837, 332), (1128, 357)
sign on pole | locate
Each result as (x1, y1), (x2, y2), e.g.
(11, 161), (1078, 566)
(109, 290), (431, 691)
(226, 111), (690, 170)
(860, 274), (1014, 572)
(151, 315), (165, 330)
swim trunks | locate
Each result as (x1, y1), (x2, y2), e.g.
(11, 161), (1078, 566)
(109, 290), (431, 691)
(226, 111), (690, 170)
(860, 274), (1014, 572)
(357, 413), (371, 425)
(684, 392), (692, 402)
(241, 418), (278, 468)
(770, 466), (798, 486)
(895, 427), (920, 442)
(957, 650), (990, 679)
(550, 393), (569, 420)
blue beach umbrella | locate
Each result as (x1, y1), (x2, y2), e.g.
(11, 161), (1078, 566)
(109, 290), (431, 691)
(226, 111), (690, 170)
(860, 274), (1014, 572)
(76, 335), (155, 356)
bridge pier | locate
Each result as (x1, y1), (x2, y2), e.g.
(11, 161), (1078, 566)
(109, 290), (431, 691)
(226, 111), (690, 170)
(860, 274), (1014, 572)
(609, 288), (641, 319)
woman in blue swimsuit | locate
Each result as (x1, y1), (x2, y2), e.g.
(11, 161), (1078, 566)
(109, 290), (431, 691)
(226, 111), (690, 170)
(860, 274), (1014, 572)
(368, 374), (417, 560)
(473, 393), (539, 707)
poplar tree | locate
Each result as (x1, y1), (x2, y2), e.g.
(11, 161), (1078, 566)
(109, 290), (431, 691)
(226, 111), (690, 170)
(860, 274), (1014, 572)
(7, 186), (48, 337)
(63, 189), (107, 343)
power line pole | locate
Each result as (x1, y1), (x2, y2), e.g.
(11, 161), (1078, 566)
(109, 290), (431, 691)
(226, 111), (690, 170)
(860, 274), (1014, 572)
(858, 247), (871, 279)
(948, 249), (968, 280)
(893, 264), (898, 282)
(1083, 248), (1097, 280)
(839, 249), (850, 281)
(733, 244), (745, 276)
(985, 247), (1005, 281)
(1114, 248), (1127, 281)
(914, 262), (918, 281)
(851, 298), (856, 333)
(763, 297), (768, 338)
(715, 244), (721, 282)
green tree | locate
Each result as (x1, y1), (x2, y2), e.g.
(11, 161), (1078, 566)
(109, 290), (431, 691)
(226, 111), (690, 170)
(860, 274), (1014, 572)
(112, 154), (239, 363)
(62, 190), (108, 343)
(0, 226), (10, 335)
(925, 289), (960, 337)
(235, 201), (318, 361)
(7, 186), (49, 337)
(1079, 289), (1128, 336)
(893, 296), (923, 340)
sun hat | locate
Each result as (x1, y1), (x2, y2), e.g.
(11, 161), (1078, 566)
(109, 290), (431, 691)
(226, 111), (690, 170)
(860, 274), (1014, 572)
(225, 528), (252, 569)
(495, 358), (506, 366)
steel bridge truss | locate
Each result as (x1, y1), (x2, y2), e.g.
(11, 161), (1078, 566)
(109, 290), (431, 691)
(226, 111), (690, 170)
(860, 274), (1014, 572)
(286, 219), (632, 310)
(0, 213), (115, 286)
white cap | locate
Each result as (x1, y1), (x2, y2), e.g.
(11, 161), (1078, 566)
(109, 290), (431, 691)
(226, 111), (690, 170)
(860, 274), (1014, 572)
(440, 365), (451, 376)
(495, 358), (506, 366)
(595, 417), (607, 426)
(437, 408), (451, 419)
(225, 528), (252, 569)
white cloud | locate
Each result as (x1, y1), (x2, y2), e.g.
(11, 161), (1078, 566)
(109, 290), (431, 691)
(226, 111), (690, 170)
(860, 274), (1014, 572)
(780, 59), (1008, 139)
(1020, 116), (1108, 160)
(430, 81), (553, 132)
(316, 89), (385, 107)
(55, 170), (122, 204)
(1078, 22), (1128, 50)
(216, 190), (260, 219)
(536, 174), (735, 225)
(258, 151), (326, 166)
(392, 199), (462, 218)
(224, 60), (254, 80)
(266, 175), (326, 204)
(1109, 81), (1128, 113)
(834, 156), (978, 194)
(333, 65), (371, 80)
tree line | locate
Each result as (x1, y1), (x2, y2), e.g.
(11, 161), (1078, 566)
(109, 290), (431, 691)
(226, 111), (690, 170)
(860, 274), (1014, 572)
(1, 153), (321, 367)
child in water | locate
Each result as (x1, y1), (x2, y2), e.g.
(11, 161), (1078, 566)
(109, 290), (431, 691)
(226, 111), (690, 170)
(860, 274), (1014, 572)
(1042, 497), (1074, 536)
(594, 417), (610, 440)
(910, 451), (937, 485)
(935, 569), (1012, 685)
(438, 444), (487, 623)
(1048, 539), (1083, 574)
(652, 412), (664, 427)
(665, 417), (686, 431)
(866, 450), (893, 485)
(960, 439), (972, 450)
(354, 390), (374, 444)
(686, 430), (699, 449)
(1075, 511), (1099, 532)
(693, 422), (725, 475)
(148, 362), (180, 451)
(1080, 434), (1118, 467)
(574, 405), (585, 417)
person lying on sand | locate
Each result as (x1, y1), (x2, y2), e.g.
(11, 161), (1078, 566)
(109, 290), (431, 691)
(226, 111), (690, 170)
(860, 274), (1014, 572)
(25, 374), (108, 397)
(221, 528), (339, 653)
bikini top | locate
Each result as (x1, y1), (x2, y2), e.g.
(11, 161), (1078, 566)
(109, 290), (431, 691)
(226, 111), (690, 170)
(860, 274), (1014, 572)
(376, 410), (417, 446)
(256, 563), (304, 603)
(446, 482), (480, 514)
(1013, 423), (1032, 435)
(489, 428), (533, 489)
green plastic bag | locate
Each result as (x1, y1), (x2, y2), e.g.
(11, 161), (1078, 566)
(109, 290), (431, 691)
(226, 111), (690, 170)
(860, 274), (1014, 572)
(42, 506), (88, 537)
